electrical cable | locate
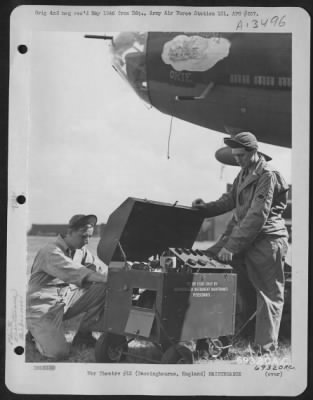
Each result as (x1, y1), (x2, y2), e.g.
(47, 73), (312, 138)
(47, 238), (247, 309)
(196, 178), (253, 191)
(167, 116), (174, 159)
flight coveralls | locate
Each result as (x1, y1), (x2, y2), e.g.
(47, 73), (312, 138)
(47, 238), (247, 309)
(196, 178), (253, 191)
(202, 156), (289, 350)
(26, 235), (107, 359)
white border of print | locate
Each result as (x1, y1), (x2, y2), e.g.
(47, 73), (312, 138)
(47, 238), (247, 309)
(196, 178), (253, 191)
(6, 5), (310, 396)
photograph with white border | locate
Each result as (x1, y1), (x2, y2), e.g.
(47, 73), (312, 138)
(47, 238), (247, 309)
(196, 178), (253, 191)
(6, 5), (310, 396)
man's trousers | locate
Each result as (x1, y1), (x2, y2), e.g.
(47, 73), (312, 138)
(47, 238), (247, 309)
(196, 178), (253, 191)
(206, 235), (288, 349)
(27, 282), (106, 360)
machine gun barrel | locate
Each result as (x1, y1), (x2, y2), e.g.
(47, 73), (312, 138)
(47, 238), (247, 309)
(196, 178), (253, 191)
(84, 35), (114, 41)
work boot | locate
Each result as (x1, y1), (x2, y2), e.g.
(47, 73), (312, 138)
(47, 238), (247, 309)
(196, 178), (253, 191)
(196, 339), (210, 361)
(71, 331), (97, 347)
(250, 343), (277, 356)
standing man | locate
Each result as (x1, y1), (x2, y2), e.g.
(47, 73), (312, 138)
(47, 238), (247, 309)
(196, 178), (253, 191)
(192, 132), (289, 354)
(27, 214), (107, 360)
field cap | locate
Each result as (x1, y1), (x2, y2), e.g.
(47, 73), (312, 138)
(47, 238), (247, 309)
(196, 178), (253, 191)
(69, 214), (97, 229)
(224, 132), (258, 150)
(223, 132), (272, 161)
(215, 146), (272, 165)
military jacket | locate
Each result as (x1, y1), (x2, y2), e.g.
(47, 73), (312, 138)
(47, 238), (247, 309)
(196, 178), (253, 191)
(26, 235), (98, 319)
(204, 156), (289, 253)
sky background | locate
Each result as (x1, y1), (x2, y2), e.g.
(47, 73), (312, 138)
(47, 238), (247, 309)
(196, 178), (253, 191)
(28, 31), (291, 225)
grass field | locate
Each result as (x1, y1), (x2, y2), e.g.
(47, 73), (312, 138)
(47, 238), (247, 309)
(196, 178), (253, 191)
(26, 235), (291, 364)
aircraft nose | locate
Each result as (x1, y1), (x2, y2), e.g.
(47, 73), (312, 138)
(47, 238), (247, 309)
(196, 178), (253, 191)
(111, 32), (150, 105)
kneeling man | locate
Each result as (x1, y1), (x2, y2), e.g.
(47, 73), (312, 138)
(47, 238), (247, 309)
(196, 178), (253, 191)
(26, 214), (107, 360)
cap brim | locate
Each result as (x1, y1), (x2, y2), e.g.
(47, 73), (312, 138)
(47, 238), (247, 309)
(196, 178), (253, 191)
(215, 147), (238, 166)
(258, 152), (272, 162)
(215, 147), (272, 166)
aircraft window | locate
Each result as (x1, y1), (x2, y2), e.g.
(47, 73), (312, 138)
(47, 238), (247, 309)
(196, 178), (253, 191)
(230, 73), (290, 88)
(254, 75), (276, 87)
(111, 32), (149, 103)
(278, 77), (291, 88)
(230, 74), (250, 85)
(243, 75), (250, 84)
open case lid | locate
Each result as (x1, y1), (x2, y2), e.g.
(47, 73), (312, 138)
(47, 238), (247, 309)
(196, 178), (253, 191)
(97, 197), (205, 264)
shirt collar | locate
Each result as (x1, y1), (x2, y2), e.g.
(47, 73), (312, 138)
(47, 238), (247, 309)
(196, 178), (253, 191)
(254, 155), (267, 176)
(55, 234), (70, 254)
(243, 155), (265, 177)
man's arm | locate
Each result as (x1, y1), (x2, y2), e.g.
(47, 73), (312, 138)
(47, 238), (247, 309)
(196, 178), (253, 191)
(224, 171), (276, 254)
(192, 177), (238, 217)
(205, 215), (237, 256)
(42, 249), (106, 286)
(84, 270), (107, 283)
(82, 247), (108, 278)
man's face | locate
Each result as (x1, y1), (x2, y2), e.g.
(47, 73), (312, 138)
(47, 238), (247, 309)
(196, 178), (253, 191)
(67, 226), (94, 249)
(232, 148), (255, 169)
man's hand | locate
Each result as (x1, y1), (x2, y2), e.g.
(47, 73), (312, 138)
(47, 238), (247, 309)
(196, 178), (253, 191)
(192, 198), (207, 209)
(86, 271), (107, 283)
(85, 263), (97, 272)
(85, 263), (108, 283)
(217, 247), (233, 263)
(86, 262), (108, 275)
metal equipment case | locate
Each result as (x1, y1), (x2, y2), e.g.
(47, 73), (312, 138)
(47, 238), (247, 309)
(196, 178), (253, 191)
(96, 197), (237, 363)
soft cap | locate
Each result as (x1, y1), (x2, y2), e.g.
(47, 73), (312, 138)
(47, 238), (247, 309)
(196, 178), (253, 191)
(224, 132), (258, 151)
(68, 214), (97, 229)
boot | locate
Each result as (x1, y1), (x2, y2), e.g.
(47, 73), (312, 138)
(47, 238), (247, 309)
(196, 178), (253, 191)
(71, 331), (97, 347)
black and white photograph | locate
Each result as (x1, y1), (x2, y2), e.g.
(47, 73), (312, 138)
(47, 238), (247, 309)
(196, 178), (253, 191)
(6, 5), (310, 396)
